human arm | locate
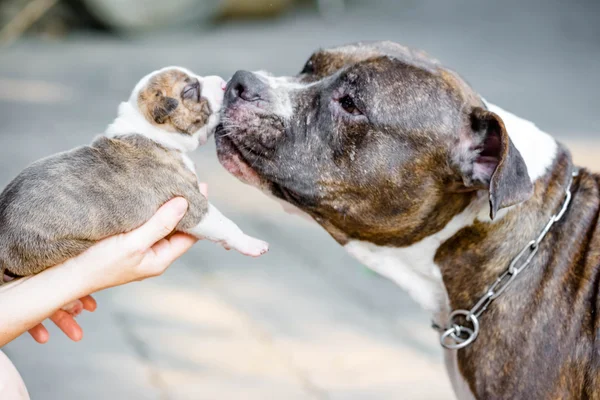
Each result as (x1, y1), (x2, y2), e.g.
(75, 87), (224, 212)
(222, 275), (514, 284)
(0, 196), (196, 347)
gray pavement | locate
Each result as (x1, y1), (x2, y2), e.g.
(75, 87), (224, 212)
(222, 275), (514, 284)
(0, 0), (599, 399)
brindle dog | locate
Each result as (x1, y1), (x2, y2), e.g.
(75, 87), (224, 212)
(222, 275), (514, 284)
(215, 41), (600, 399)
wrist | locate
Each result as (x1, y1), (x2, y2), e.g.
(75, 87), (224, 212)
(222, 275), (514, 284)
(48, 257), (100, 299)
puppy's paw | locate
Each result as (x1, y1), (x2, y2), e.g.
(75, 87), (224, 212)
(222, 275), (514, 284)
(62, 300), (84, 317)
(233, 236), (269, 257)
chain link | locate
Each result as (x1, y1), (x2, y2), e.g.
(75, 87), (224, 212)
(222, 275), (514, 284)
(437, 168), (580, 350)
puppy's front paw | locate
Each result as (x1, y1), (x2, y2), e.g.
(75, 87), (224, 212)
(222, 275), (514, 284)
(233, 236), (269, 257)
(62, 300), (84, 317)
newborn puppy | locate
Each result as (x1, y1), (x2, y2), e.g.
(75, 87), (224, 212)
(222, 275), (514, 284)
(0, 66), (269, 294)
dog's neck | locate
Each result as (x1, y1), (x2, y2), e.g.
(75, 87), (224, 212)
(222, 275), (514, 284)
(105, 101), (200, 153)
(344, 102), (559, 320)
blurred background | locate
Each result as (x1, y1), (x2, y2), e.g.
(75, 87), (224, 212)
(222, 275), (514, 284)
(0, 0), (598, 399)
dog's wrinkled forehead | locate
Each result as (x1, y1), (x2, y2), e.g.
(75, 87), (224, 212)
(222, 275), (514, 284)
(303, 41), (480, 106)
(310, 41), (440, 77)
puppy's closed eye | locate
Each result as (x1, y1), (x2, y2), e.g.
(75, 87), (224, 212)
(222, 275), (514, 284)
(182, 81), (200, 101)
(153, 97), (179, 124)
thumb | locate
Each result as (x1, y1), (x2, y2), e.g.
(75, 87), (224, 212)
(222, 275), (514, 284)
(125, 197), (189, 252)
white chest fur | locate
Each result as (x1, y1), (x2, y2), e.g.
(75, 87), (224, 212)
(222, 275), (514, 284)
(344, 197), (482, 313)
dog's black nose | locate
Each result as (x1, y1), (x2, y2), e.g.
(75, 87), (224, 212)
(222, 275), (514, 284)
(227, 70), (267, 103)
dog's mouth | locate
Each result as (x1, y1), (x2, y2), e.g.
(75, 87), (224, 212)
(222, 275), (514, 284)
(215, 126), (266, 188)
(217, 126), (319, 214)
(216, 92), (319, 212)
(215, 125), (310, 209)
(215, 97), (286, 183)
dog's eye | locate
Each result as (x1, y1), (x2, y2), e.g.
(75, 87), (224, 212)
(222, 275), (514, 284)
(301, 59), (315, 74)
(339, 95), (362, 116)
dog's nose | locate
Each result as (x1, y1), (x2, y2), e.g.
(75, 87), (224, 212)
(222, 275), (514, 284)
(227, 70), (267, 103)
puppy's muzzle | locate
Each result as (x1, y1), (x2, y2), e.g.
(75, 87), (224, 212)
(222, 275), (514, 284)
(227, 70), (269, 104)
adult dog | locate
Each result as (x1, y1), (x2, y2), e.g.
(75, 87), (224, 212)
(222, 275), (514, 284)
(216, 41), (600, 399)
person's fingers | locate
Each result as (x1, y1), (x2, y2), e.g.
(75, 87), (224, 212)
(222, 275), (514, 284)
(28, 323), (49, 344)
(50, 311), (83, 342)
(199, 182), (208, 197)
(125, 197), (189, 252)
(80, 295), (97, 312)
(153, 233), (197, 259)
(28, 298), (94, 344)
(141, 233), (197, 276)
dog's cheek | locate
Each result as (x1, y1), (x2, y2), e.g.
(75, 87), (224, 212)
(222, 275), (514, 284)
(331, 123), (366, 166)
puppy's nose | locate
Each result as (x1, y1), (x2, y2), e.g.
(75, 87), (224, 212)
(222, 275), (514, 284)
(227, 70), (267, 103)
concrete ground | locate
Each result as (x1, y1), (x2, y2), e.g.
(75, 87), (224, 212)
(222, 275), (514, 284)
(0, 0), (599, 399)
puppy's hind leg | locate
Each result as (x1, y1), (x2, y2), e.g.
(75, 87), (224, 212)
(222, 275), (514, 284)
(185, 203), (269, 257)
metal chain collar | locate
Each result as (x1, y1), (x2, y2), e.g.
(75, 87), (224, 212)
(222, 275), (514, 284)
(435, 168), (580, 350)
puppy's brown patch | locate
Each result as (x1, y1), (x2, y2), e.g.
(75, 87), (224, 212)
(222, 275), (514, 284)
(138, 69), (212, 135)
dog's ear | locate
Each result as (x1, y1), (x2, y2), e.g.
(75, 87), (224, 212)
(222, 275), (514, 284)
(455, 107), (533, 220)
(152, 96), (179, 124)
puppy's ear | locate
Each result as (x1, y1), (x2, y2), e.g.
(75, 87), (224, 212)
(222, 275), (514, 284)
(152, 96), (179, 124)
(455, 107), (533, 219)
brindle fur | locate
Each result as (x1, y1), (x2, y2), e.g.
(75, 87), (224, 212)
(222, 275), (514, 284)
(138, 69), (212, 135)
(0, 134), (207, 278)
(438, 149), (600, 399)
(216, 41), (600, 398)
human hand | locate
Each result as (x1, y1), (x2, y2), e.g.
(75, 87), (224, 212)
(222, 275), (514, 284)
(70, 196), (196, 291)
(27, 295), (97, 343)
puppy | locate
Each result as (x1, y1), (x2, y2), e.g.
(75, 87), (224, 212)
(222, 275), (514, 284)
(0, 66), (269, 297)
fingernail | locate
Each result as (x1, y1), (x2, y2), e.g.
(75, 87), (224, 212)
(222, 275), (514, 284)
(172, 198), (188, 217)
